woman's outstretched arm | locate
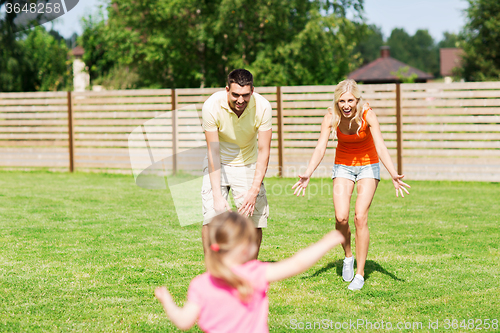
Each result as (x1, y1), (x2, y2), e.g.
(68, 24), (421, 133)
(366, 109), (410, 197)
(292, 112), (333, 196)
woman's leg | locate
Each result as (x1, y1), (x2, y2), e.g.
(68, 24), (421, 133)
(353, 178), (379, 276)
(332, 177), (356, 257)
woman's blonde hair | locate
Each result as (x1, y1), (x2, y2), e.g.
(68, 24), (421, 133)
(328, 79), (365, 134)
(205, 212), (257, 302)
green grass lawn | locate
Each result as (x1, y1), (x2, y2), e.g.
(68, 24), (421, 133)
(0, 171), (499, 332)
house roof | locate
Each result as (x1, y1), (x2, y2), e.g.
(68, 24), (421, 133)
(70, 46), (85, 57)
(440, 48), (463, 77)
(348, 47), (433, 83)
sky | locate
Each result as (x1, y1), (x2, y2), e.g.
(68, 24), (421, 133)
(40, 0), (108, 38)
(362, 0), (468, 41)
(45, 0), (468, 42)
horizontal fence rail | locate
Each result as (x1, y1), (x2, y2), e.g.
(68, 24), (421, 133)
(1, 82), (499, 182)
(72, 89), (173, 173)
(400, 82), (500, 182)
(0, 91), (69, 169)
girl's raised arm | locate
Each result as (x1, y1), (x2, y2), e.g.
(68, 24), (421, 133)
(292, 113), (333, 196)
(155, 287), (200, 331)
(265, 230), (344, 283)
(365, 109), (410, 197)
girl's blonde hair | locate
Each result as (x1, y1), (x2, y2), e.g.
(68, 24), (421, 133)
(328, 79), (365, 134)
(205, 212), (257, 302)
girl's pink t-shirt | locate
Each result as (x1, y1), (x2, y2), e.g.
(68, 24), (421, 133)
(187, 260), (269, 333)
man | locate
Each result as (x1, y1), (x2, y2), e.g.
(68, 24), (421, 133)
(201, 69), (272, 258)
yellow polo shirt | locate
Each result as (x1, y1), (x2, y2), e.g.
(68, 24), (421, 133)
(202, 91), (272, 166)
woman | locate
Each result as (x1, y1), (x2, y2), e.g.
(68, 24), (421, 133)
(292, 79), (410, 290)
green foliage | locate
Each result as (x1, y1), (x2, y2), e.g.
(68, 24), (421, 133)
(458, 0), (500, 81)
(0, 1), (72, 92)
(0, 6), (30, 92)
(391, 66), (418, 83)
(0, 32), (30, 91)
(23, 27), (72, 91)
(78, 12), (116, 83)
(93, 65), (141, 90)
(0, 26), (71, 92)
(353, 24), (384, 65)
(79, 0), (367, 88)
(437, 32), (460, 49)
(387, 28), (438, 77)
(386, 28), (412, 64)
(411, 30), (439, 76)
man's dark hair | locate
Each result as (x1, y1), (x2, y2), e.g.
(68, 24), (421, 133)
(227, 69), (253, 88)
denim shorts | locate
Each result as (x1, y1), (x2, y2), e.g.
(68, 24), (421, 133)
(331, 163), (381, 182)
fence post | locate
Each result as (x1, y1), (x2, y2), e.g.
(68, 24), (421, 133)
(171, 89), (178, 175)
(276, 86), (284, 177)
(67, 91), (74, 172)
(396, 83), (403, 175)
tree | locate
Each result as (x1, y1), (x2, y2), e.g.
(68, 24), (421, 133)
(438, 32), (460, 49)
(79, 0), (367, 89)
(459, 0), (500, 81)
(387, 28), (413, 64)
(0, 0), (31, 91)
(411, 29), (439, 77)
(23, 26), (72, 91)
(353, 24), (384, 65)
(0, 0), (71, 92)
(78, 12), (115, 83)
(0, 26), (31, 91)
(387, 28), (438, 77)
(246, 4), (367, 86)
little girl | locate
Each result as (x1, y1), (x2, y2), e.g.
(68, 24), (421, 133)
(155, 211), (344, 333)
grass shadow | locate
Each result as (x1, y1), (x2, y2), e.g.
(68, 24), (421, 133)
(300, 260), (339, 279)
(301, 259), (404, 282)
(364, 260), (405, 282)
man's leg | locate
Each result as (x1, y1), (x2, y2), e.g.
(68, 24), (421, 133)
(202, 224), (210, 256)
(254, 228), (263, 259)
(201, 160), (230, 256)
(229, 164), (269, 259)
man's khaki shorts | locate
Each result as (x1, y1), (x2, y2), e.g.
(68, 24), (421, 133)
(201, 161), (269, 228)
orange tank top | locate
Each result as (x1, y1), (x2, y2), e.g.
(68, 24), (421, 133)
(334, 108), (379, 166)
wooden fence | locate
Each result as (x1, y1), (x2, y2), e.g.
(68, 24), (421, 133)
(400, 82), (500, 181)
(1, 82), (499, 182)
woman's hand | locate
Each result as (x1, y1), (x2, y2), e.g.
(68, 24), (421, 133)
(292, 174), (311, 197)
(392, 174), (410, 198)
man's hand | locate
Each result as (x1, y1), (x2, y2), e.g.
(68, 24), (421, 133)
(213, 193), (231, 213)
(236, 187), (259, 217)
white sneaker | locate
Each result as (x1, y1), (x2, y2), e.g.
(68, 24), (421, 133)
(348, 274), (364, 290)
(342, 257), (354, 282)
